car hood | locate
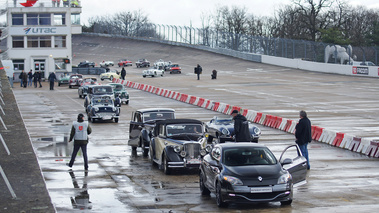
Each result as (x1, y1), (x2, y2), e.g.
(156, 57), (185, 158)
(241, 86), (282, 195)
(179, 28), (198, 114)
(223, 164), (283, 184)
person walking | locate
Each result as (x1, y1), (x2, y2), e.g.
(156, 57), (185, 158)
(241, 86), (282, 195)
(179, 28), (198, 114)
(27, 69), (33, 87)
(120, 67), (126, 80)
(22, 70), (28, 88)
(295, 110), (312, 170)
(19, 70), (25, 87)
(38, 71), (43, 88)
(194, 64), (202, 80)
(48, 72), (57, 90)
(231, 109), (251, 142)
(67, 113), (92, 170)
(33, 71), (38, 88)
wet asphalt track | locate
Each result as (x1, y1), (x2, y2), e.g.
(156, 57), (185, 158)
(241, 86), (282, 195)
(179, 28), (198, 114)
(11, 34), (379, 212)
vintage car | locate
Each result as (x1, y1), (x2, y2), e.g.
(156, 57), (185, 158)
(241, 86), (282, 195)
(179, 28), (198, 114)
(78, 77), (99, 98)
(68, 74), (83, 88)
(100, 70), (120, 81)
(206, 116), (261, 143)
(154, 59), (171, 70)
(142, 67), (165, 78)
(108, 83), (129, 104)
(118, 59), (133, 67)
(99, 60), (114, 67)
(199, 143), (307, 207)
(129, 108), (175, 156)
(84, 85), (114, 109)
(135, 59), (150, 68)
(58, 74), (70, 86)
(87, 95), (120, 123)
(78, 61), (95, 68)
(149, 119), (211, 174)
(167, 64), (182, 74)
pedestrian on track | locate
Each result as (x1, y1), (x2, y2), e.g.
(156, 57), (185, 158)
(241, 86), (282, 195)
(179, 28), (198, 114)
(295, 110), (312, 170)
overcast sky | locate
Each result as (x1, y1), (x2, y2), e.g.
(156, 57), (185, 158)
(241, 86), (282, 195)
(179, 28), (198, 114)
(81, 0), (379, 27)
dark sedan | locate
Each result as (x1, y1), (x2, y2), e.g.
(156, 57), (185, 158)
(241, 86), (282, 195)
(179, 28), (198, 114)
(206, 116), (261, 143)
(199, 143), (307, 207)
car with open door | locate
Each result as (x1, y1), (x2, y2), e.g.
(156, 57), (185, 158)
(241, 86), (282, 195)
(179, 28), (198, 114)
(128, 108), (175, 156)
(199, 143), (307, 207)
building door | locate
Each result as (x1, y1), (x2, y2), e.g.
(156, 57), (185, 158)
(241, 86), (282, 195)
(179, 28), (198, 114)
(34, 59), (46, 79)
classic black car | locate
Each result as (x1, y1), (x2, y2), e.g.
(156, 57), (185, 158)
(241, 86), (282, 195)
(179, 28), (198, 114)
(84, 85), (114, 109)
(199, 143), (307, 207)
(135, 59), (150, 68)
(86, 95), (120, 123)
(78, 77), (98, 98)
(128, 108), (175, 156)
(149, 119), (211, 174)
(108, 83), (129, 104)
(78, 61), (95, 68)
(206, 116), (261, 143)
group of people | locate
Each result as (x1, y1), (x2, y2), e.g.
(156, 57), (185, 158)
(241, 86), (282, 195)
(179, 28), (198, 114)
(194, 64), (217, 80)
(18, 70), (43, 88)
(52, 0), (80, 7)
(232, 109), (312, 170)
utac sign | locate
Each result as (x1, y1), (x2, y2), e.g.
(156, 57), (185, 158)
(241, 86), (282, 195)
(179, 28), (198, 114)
(10, 27), (68, 35)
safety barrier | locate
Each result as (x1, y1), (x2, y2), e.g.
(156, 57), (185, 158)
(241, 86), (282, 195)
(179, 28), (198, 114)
(116, 79), (379, 158)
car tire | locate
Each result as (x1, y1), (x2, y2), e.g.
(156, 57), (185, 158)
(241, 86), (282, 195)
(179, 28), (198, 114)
(114, 118), (119, 123)
(149, 146), (156, 166)
(101, 78), (104, 81)
(69, 85), (72, 89)
(125, 100), (129, 105)
(90, 117), (95, 123)
(58, 83), (61, 86)
(281, 199), (293, 205)
(216, 182), (228, 208)
(143, 75), (146, 78)
(163, 153), (171, 175)
(200, 171), (211, 196)
(151, 75), (155, 77)
(79, 94), (82, 98)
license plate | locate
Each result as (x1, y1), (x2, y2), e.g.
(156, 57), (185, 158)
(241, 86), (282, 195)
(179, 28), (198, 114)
(187, 158), (201, 164)
(250, 187), (272, 193)
(103, 116), (112, 120)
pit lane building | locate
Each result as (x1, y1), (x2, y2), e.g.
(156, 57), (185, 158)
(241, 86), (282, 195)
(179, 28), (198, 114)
(1, 0), (82, 79)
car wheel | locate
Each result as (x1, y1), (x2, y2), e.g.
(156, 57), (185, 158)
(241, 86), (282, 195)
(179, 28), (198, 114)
(200, 171), (211, 196)
(101, 78), (104, 81)
(90, 117), (95, 123)
(149, 146), (156, 166)
(143, 75), (146, 78)
(58, 83), (61, 86)
(163, 154), (171, 175)
(110, 76), (114, 81)
(79, 94), (82, 98)
(151, 75), (155, 77)
(216, 182), (228, 208)
(114, 118), (119, 123)
(170, 72), (172, 74)
(281, 199), (293, 205)
(69, 85), (72, 89)
(125, 100), (129, 105)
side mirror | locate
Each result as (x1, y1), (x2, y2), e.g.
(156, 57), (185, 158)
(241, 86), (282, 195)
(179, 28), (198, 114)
(281, 158), (293, 166)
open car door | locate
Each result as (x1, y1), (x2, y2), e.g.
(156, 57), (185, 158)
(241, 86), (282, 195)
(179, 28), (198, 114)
(279, 145), (307, 186)
(128, 111), (143, 147)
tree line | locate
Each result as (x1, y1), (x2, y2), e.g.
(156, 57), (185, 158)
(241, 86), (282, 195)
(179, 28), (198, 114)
(83, 0), (379, 47)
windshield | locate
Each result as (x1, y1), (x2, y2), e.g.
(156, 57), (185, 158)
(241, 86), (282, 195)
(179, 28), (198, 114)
(93, 87), (113, 94)
(166, 124), (203, 136)
(111, 84), (123, 91)
(143, 112), (174, 122)
(223, 147), (277, 166)
(215, 117), (233, 125)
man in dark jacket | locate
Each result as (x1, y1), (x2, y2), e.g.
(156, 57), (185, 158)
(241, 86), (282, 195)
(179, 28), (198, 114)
(67, 113), (92, 170)
(295, 110), (312, 170)
(231, 110), (251, 142)
(194, 64), (202, 80)
(48, 72), (57, 90)
(38, 71), (43, 88)
(120, 67), (126, 80)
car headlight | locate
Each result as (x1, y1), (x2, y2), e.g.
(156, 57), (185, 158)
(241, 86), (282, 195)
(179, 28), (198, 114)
(200, 149), (207, 156)
(221, 128), (229, 135)
(94, 107), (99, 112)
(180, 151), (186, 158)
(223, 176), (243, 186)
(278, 172), (292, 184)
(205, 144), (213, 153)
(112, 107), (117, 112)
(253, 127), (261, 135)
(174, 145), (181, 153)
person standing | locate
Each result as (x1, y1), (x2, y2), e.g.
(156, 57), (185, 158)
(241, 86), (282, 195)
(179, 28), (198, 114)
(231, 109), (251, 142)
(22, 70), (28, 88)
(19, 70), (25, 87)
(120, 67), (126, 80)
(38, 71), (43, 88)
(211, 69), (217, 79)
(27, 69), (33, 87)
(67, 113), (92, 170)
(48, 72), (57, 90)
(295, 110), (312, 170)
(194, 64), (202, 80)
(33, 71), (38, 88)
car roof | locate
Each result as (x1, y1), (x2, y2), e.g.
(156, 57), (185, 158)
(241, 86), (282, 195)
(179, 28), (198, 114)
(136, 108), (175, 113)
(91, 85), (112, 88)
(215, 142), (267, 149)
(156, 119), (202, 125)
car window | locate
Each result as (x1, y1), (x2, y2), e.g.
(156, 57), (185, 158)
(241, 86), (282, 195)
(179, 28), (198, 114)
(166, 124), (202, 136)
(143, 112), (175, 122)
(223, 147), (277, 166)
(215, 118), (233, 125)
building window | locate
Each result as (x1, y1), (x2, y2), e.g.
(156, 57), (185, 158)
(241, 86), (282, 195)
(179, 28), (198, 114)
(55, 59), (67, 71)
(12, 36), (24, 48)
(54, 13), (66, 25)
(27, 14), (51, 25)
(13, 60), (25, 71)
(54, 36), (66, 48)
(12, 14), (23, 25)
(27, 36), (52, 48)
(71, 13), (80, 25)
